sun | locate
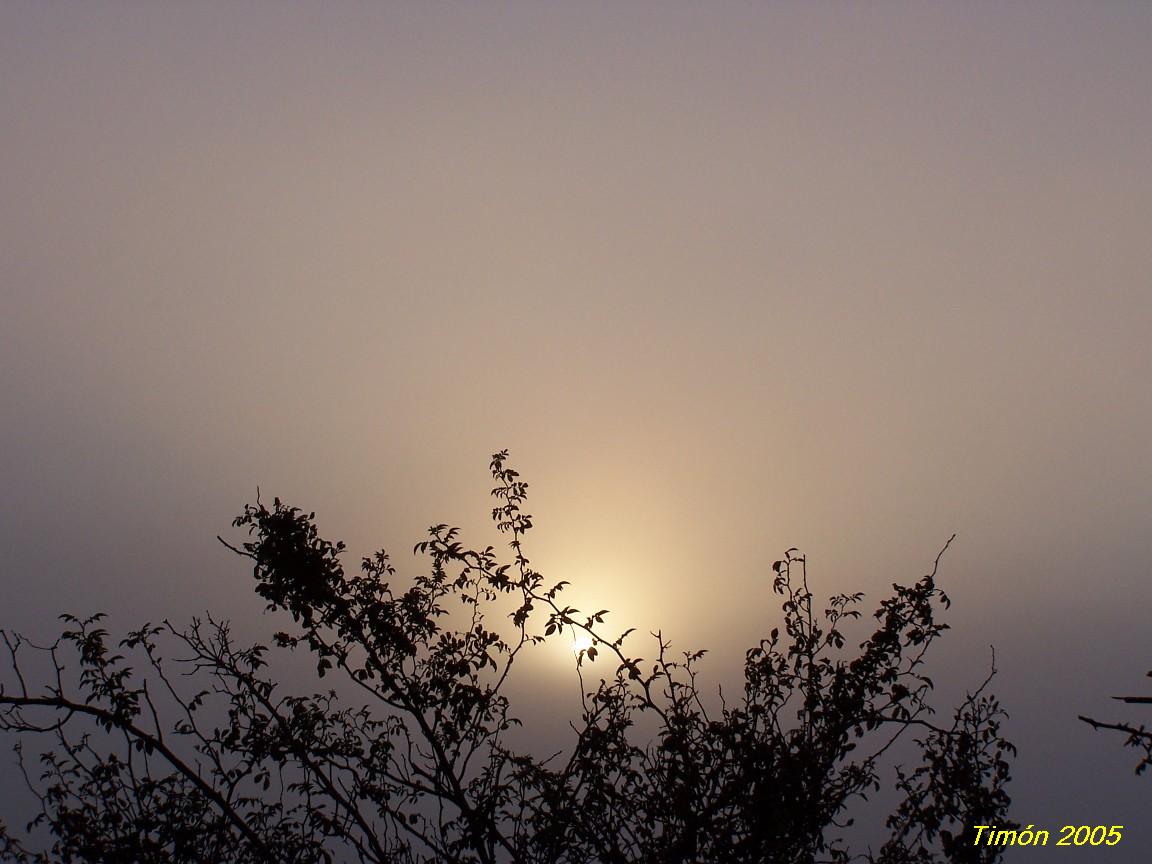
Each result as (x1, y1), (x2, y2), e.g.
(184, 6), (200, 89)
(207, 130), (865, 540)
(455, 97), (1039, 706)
(571, 633), (593, 657)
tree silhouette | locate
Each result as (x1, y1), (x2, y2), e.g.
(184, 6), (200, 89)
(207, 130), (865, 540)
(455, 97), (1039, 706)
(1, 451), (1014, 863)
(1080, 672), (1152, 775)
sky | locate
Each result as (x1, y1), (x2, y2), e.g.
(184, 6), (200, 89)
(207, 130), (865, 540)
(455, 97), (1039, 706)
(2, 1), (1151, 857)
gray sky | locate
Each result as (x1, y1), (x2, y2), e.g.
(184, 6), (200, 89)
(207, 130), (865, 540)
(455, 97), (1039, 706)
(3, 1), (1151, 856)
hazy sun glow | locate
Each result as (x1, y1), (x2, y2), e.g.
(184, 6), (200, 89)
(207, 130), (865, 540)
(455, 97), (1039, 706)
(571, 633), (593, 656)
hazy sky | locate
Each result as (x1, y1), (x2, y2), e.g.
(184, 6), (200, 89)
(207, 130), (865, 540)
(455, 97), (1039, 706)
(3, 1), (1152, 856)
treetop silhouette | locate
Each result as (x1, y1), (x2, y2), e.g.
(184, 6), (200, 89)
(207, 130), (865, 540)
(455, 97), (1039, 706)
(1, 451), (1014, 863)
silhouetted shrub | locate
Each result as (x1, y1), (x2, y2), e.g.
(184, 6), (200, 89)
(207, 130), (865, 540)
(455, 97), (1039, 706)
(1, 451), (1014, 863)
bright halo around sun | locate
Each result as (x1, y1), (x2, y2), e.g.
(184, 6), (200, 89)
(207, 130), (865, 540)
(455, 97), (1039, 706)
(571, 633), (593, 657)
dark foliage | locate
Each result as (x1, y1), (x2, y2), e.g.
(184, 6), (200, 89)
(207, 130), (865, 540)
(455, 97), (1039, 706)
(1, 452), (1014, 863)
